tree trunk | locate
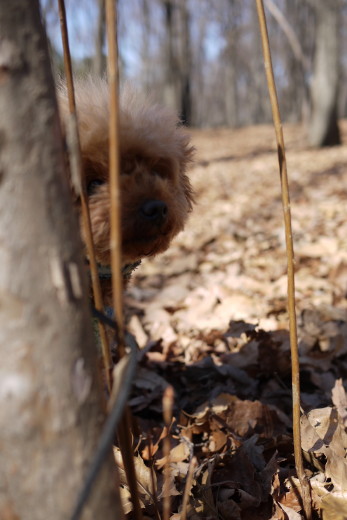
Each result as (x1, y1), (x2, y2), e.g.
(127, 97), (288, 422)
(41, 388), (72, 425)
(309, 0), (341, 147)
(141, 0), (152, 91)
(265, 0), (310, 123)
(93, 0), (106, 76)
(162, 0), (192, 123)
(163, 0), (179, 111)
(178, 0), (192, 125)
(0, 1), (121, 519)
(191, 10), (207, 127)
(223, 0), (239, 127)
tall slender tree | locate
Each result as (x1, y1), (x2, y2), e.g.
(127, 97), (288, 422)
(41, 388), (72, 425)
(179, 0), (192, 124)
(93, 0), (106, 76)
(309, 0), (341, 146)
(163, 0), (179, 110)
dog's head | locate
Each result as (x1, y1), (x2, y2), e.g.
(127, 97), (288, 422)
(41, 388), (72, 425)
(58, 77), (194, 268)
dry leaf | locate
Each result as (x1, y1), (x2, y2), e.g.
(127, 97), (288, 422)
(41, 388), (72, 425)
(156, 441), (190, 469)
(278, 502), (302, 520)
(114, 447), (156, 508)
(123, 123), (347, 519)
(321, 493), (347, 520)
(331, 378), (347, 426)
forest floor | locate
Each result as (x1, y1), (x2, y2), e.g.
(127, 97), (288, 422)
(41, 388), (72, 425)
(122, 121), (347, 520)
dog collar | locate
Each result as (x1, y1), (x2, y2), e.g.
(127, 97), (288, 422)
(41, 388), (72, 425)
(96, 263), (112, 280)
(85, 259), (141, 280)
(121, 260), (142, 281)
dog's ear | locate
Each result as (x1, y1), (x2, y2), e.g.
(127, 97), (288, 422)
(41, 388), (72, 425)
(55, 82), (84, 204)
(176, 129), (195, 210)
(182, 169), (195, 211)
(54, 83), (76, 202)
(180, 138), (195, 174)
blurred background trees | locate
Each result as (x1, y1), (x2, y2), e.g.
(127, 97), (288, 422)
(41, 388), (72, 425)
(41, 0), (346, 146)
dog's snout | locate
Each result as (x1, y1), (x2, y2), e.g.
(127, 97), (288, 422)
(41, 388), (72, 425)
(141, 200), (168, 222)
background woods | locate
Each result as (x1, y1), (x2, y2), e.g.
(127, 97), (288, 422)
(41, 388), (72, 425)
(42, 0), (346, 146)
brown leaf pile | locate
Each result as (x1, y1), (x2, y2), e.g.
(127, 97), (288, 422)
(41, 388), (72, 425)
(121, 122), (347, 519)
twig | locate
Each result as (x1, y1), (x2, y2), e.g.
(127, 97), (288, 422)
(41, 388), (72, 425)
(105, 0), (124, 348)
(255, 2), (312, 519)
(105, 2), (143, 519)
(57, 0), (113, 392)
(181, 457), (197, 520)
(162, 386), (174, 520)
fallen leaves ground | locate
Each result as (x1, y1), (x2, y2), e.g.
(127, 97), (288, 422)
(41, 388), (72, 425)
(122, 122), (347, 519)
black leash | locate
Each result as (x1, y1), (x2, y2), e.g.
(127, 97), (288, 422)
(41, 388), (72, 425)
(71, 306), (138, 520)
(91, 305), (118, 330)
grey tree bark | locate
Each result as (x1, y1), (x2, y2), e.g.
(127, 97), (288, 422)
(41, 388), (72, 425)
(309, 0), (341, 147)
(265, 0), (311, 123)
(223, 0), (240, 127)
(0, 1), (121, 519)
(93, 0), (106, 76)
(140, 0), (152, 91)
(189, 0), (207, 127)
(163, 0), (179, 111)
(162, 0), (193, 124)
(178, 0), (192, 125)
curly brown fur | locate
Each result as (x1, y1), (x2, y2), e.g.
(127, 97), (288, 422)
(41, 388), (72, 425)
(58, 77), (194, 279)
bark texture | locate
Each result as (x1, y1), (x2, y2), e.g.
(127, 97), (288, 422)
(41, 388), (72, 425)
(163, 0), (179, 111)
(309, 0), (341, 146)
(0, 1), (120, 519)
(179, 0), (192, 125)
(93, 0), (106, 76)
(162, 0), (193, 124)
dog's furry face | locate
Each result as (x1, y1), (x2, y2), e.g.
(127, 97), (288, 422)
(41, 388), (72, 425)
(58, 77), (194, 268)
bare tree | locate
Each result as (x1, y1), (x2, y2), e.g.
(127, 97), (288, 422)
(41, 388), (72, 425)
(265, 0), (311, 123)
(249, 3), (272, 124)
(43, 0), (347, 132)
(162, 0), (179, 110)
(161, 0), (193, 123)
(93, 0), (106, 76)
(189, 0), (208, 126)
(221, 0), (240, 127)
(0, 1), (121, 518)
(178, 0), (192, 124)
(309, 0), (341, 146)
(139, 0), (152, 90)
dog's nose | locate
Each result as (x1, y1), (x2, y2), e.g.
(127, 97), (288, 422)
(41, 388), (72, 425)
(141, 200), (168, 222)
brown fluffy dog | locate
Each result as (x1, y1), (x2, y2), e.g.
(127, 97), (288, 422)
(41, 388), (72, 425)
(58, 77), (194, 288)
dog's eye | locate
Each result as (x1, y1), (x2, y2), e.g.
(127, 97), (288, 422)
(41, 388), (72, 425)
(152, 158), (172, 180)
(87, 179), (104, 196)
(122, 156), (136, 174)
(152, 170), (166, 179)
